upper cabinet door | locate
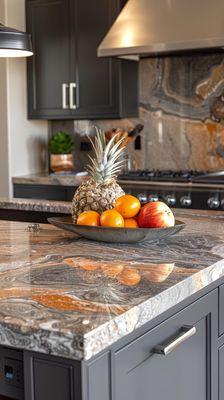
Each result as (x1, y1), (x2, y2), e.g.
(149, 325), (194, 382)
(26, 0), (71, 118)
(69, 0), (120, 118)
(26, 0), (138, 120)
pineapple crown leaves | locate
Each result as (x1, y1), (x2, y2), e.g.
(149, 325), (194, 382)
(86, 127), (126, 183)
(48, 131), (74, 154)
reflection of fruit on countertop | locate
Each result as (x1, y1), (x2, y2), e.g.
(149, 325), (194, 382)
(72, 128), (125, 222)
(142, 263), (175, 283)
(101, 264), (124, 277)
(64, 257), (175, 286)
(117, 268), (141, 286)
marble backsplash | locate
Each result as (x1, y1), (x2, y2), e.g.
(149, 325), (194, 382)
(51, 52), (224, 172)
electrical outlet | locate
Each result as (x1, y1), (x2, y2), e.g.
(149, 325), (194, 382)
(134, 135), (141, 150)
(4, 358), (23, 388)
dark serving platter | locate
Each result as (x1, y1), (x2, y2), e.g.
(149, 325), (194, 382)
(48, 216), (185, 244)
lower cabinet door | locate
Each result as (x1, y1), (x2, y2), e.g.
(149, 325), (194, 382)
(219, 345), (224, 399)
(114, 290), (218, 400)
(24, 352), (81, 400)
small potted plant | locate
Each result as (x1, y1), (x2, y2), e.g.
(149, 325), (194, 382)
(49, 131), (74, 173)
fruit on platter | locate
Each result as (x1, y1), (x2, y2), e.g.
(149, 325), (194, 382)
(138, 201), (175, 228)
(123, 218), (139, 228)
(77, 211), (100, 226)
(74, 191), (175, 229)
(72, 128), (125, 223)
(100, 209), (124, 228)
(71, 131), (175, 230)
(115, 194), (141, 218)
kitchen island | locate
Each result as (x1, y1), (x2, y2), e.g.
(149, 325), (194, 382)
(0, 197), (71, 223)
(0, 210), (223, 399)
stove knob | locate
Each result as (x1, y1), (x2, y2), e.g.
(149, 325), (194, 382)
(180, 195), (192, 207)
(165, 195), (176, 206)
(207, 197), (220, 209)
(148, 194), (159, 202)
(221, 199), (224, 209)
(137, 193), (147, 203)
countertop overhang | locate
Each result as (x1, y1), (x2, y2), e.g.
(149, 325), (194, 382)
(0, 197), (71, 214)
(0, 210), (223, 360)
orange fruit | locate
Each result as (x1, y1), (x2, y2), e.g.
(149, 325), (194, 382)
(115, 194), (141, 218)
(100, 209), (124, 227)
(124, 218), (139, 228)
(77, 211), (100, 226)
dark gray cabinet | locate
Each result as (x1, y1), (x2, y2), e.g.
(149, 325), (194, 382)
(24, 352), (81, 400)
(26, 0), (138, 120)
(114, 290), (218, 400)
(219, 344), (224, 400)
(26, 0), (71, 119)
(13, 183), (74, 201)
(219, 283), (224, 336)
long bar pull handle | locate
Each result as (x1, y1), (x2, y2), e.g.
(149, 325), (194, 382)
(153, 325), (196, 356)
(69, 82), (77, 109)
(62, 83), (69, 109)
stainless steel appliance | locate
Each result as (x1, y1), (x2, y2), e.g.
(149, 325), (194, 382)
(98, 0), (224, 58)
(118, 170), (224, 210)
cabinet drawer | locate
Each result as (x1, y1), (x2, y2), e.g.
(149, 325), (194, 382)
(14, 184), (67, 201)
(219, 345), (224, 400)
(114, 290), (218, 400)
(219, 284), (224, 336)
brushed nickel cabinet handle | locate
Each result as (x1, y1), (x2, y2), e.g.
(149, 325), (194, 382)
(69, 82), (77, 109)
(153, 325), (196, 356)
(62, 83), (69, 109)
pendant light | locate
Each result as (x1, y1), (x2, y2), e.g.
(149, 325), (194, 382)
(0, 23), (33, 57)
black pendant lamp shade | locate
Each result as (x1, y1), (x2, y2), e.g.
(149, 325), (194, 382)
(0, 23), (33, 57)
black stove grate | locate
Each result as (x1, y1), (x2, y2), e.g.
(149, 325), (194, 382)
(118, 170), (224, 184)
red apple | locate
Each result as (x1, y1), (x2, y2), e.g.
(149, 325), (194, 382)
(138, 201), (175, 228)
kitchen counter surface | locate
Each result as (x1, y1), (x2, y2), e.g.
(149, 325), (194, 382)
(12, 172), (87, 187)
(12, 172), (224, 190)
(0, 210), (223, 361)
(0, 197), (71, 214)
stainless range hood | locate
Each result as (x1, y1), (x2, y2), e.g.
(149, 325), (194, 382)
(98, 0), (224, 58)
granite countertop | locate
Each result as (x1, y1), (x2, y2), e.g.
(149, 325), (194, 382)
(0, 211), (223, 361)
(12, 172), (87, 187)
(12, 172), (224, 190)
(0, 198), (71, 214)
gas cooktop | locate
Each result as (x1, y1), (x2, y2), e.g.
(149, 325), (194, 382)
(119, 170), (224, 184)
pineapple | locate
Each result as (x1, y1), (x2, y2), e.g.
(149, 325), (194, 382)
(72, 128), (125, 223)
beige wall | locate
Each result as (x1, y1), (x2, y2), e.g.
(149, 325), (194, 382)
(0, 0), (10, 196)
(0, 0), (48, 197)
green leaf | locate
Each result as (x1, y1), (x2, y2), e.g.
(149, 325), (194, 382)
(48, 131), (74, 154)
(86, 127), (126, 183)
